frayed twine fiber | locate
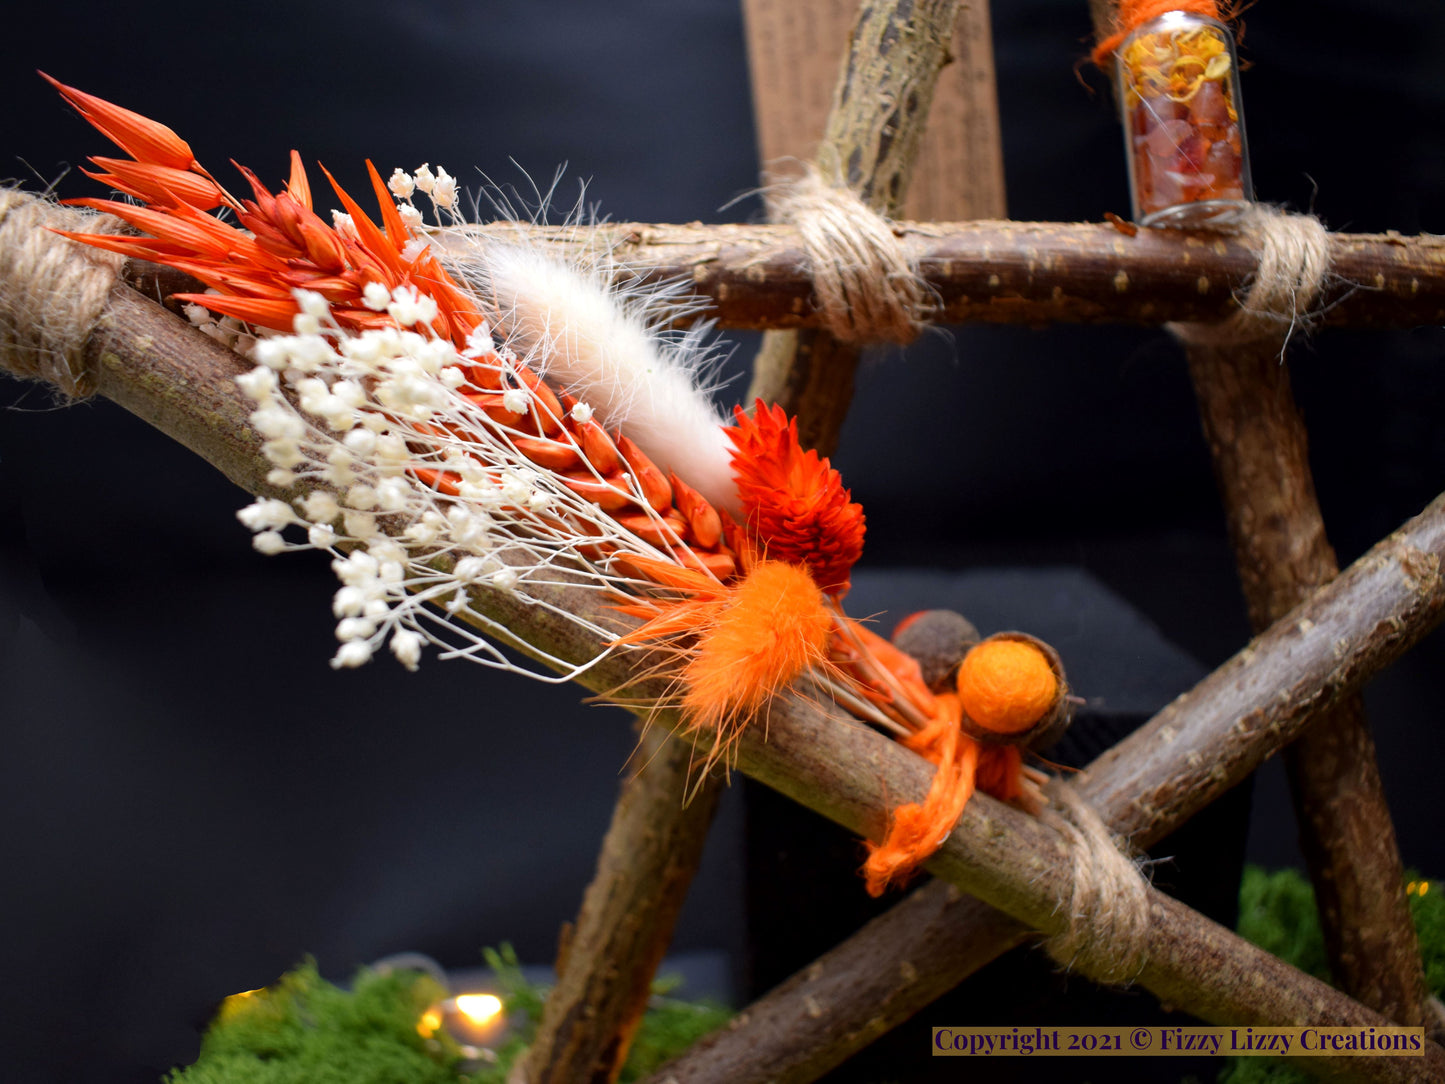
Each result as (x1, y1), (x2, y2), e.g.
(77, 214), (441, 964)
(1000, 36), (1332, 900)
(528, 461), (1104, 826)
(1171, 205), (1331, 349)
(0, 189), (127, 398)
(772, 167), (930, 345)
(1092, 0), (1224, 69)
(1040, 779), (1152, 985)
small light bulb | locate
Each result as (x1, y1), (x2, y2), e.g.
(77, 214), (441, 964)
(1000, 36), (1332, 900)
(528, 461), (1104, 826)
(417, 1007), (443, 1038)
(454, 993), (504, 1025)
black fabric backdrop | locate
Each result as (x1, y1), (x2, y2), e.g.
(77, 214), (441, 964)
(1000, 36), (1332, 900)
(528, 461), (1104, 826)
(3, 2), (1445, 1081)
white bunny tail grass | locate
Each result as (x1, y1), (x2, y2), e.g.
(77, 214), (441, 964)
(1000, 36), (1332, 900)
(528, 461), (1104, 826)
(436, 220), (741, 517)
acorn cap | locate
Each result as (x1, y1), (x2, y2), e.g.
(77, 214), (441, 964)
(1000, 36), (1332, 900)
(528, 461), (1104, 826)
(890, 609), (981, 692)
(955, 631), (1073, 750)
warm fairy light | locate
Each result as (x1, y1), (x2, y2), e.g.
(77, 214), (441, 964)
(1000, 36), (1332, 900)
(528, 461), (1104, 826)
(454, 993), (504, 1025)
(216, 987), (264, 1021)
(419, 995), (503, 1044)
(1407, 880), (1429, 897)
(417, 1007), (443, 1038)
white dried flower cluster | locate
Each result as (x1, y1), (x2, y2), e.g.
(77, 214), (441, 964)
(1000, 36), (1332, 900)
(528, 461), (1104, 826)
(233, 286), (681, 679)
(390, 161), (460, 221)
(184, 292), (258, 356)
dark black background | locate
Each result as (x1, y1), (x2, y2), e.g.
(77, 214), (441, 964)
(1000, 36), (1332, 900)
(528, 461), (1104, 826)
(3, 2), (1444, 1081)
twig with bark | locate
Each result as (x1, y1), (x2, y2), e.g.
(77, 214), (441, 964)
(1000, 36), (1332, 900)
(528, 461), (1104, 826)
(1082, 0), (1427, 1022)
(649, 466), (1445, 1083)
(743, 0), (962, 455)
(10, 194), (1445, 1079)
(1185, 337), (1431, 1028)
(27, 273), (1445, 1082)
(516, 3), (971, 1076)
(444, 220), (1445, 332)
(647, 879), (1028, 1084)
(514, 726), (725, 1084)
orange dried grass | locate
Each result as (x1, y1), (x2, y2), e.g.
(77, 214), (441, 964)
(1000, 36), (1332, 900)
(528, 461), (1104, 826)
(46, 74), (737, 585)
(48, 76), (1049, 894)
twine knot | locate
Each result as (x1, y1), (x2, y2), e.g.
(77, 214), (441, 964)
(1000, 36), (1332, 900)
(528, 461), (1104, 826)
(1040, 780), (1151, 985)
(1172, 205), (1330, 349)
(772, 167), (931, 344)
(0, 188), (127, 398)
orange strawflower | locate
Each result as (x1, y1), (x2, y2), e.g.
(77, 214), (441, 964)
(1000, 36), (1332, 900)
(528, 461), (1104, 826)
(725, 400), (865, 596)
(46, 76), (1045, 895)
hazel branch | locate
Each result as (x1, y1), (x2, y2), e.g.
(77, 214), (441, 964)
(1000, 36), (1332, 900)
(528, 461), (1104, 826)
(7, 207), (1445, 1081)
(742, 0), (962, 456)
(1185, 335), (1431, 1026)
(1082, 0), (1431, 1021)
(647, 479), (1445, 1083)
(646, 879), (1030, 1084)
(523, 4), (974, 1067)
(445, 220), (1445, 332)
(515, 725), (725, 1084)
(55, 280), (1445, 1083)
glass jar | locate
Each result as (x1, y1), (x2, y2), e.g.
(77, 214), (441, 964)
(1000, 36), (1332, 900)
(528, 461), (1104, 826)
(1115, 10), (1253, 228)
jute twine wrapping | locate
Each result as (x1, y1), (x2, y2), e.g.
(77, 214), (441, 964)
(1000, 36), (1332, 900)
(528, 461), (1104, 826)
(771, 167), (931, 344)
(1171, 205), (1331, 348)
(0, 189), (127, 398)
(1040, 780), (1152, 985)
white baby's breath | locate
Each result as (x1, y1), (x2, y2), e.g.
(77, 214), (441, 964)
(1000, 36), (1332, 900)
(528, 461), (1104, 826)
(230, 283), (686, 681)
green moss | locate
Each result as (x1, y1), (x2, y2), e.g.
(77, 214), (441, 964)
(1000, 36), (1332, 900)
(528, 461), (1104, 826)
(466, 946), (731, 1084)
(1406, 872), (1445, 995)
(167, 960), (460, 1084)
(1218, 866), (1445, 1084)
(1234, 866), (1330, 985)
(170, 947), (730, 1084)
(618, 992), (732, 1081)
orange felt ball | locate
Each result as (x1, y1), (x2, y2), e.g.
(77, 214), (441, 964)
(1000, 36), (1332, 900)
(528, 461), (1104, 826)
(955, 639), (1058, 735)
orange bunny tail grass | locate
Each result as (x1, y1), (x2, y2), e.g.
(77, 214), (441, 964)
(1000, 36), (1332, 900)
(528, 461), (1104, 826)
(863, 693), (979, 896)
(684, 560), (832, 741)
(618, 559), (833, 772)
(726, 400), (865, 596)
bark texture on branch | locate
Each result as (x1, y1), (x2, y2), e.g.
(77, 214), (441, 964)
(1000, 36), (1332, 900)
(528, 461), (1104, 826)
(447, 221), (1445, 332)
(744, 0), (961, 455)
(524, 5), (987, 1072)
(516, 726), (724, 1084)
(1186, 338), (1430, 1027)
(650, 483), (1445, 1084)
(647, 881), (1029, 1084)
(10, 224), (1445, 1083)
(1074, 498), (1445, 846)
(524, 3), (971, 1068)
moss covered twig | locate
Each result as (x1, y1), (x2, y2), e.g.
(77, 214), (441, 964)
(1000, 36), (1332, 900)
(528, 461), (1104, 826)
(743, 0), (962, 456)
(1084, 0), (1430, 1021)
(516, 3), (975, 1071)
